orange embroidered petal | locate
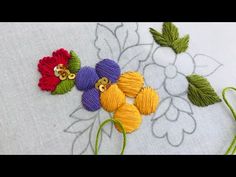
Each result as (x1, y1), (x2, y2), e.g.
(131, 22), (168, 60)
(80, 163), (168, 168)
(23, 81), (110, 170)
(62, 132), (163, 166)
(100, 84), (126, 112)
(114, 103), (142, 133)
(117, 72), (144, 98)
(134, 87), (159, 115)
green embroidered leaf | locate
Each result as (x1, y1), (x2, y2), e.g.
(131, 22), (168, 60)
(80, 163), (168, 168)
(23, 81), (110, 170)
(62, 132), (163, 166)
(149, 22), (189, 54)
(172, 35), (189, 54)
(149, 28), (168, 46)
(162, 22), (179, 44)
(51, 79), (75, 95)
(68, 50), (81, 73)
(186, 74), (221, 107)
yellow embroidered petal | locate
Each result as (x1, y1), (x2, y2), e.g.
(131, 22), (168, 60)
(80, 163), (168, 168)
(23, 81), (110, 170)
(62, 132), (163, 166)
(100, 84), (126, 112)
(117, 71), (144, 98)
(134, 87), (159, 115)
(114, 103), (142, 133)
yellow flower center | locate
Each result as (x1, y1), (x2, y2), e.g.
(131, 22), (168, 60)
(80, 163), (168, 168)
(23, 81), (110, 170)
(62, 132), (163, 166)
(54, 64), (75, 80)
(95, 77), (111, 92)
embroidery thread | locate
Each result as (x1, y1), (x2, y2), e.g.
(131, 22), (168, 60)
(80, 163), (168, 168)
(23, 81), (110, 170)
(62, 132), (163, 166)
(38, 48), (81, 95)
(38, 48), (159, 154)
(222, 87), (236, 155)
(74, 58), (160, 152)
(186, 74), (221, 107)
(65, 23), (222, 153)
(150, 22), (221, 107)
(150, 22), (189, 54)
(38, 22), (224, 154)
(75, 58), (159, 134)
(95, 118), (126, 155)
(146, 23), (221, 147)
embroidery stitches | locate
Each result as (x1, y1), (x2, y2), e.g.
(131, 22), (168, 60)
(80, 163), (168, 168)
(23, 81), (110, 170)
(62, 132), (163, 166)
(148, 22), (222, 147)
(149, 22), (221, 107)
(64, 22), (222, 154)
(222, 87), (236, 155)
(186, 74), (221, 107)
(75, 58), (159, 134)
(38, 49), (81, 95)
(150, 22), (190, 54)
(75, 59), (121, 111)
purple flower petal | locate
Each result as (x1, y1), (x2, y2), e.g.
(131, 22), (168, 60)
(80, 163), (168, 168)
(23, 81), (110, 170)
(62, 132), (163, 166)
(82, 88), (101, 111)
(75, 67), (99, 91)
(95, 59), (121, 83)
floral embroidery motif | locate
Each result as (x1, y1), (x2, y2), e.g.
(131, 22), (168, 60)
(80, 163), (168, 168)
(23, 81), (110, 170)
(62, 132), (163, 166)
(37, 24), (159, 154)
(38, 49), (81, 95)
(150, 22), (189, 54)
(75, 59), (121, 111)
(65, 23), (155, 154)
(149, 23), (222, 107)
(63, 23), (223, 153)
(146, 23), (222, 146)
(75, 58), (158, 133)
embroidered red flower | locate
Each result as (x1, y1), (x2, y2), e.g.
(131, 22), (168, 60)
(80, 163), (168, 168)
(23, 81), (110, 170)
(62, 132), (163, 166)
(38, 48), (81, 94)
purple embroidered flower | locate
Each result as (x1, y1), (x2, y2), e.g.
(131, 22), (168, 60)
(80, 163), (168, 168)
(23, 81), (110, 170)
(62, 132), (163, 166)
(75, 59), (121, 111)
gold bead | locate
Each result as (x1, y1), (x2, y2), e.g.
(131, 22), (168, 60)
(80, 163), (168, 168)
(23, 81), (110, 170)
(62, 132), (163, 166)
(54, 66), (60, 77)
(54, 66), (58, 71)
(68, 73), (76, 80)
(100, 77), (108, 84)
(54, 70), (60, 77)
(97, 79), (103, 85)
(95, 82), (100, 89)
(99, 85), (106, 92)
(95, 77), (110, 90)
(59, 74), (67, 80)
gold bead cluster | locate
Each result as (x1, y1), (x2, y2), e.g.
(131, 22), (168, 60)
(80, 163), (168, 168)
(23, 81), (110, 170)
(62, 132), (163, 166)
(95, 77), (111, 92)
(54, 64), (76, 80)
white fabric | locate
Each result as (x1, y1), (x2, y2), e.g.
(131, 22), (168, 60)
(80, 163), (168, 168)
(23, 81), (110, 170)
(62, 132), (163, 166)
(0, 22), (235, 154)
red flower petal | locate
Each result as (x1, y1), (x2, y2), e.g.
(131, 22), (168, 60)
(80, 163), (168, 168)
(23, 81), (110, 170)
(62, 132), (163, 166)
(37, 48), (71, 92)
(52, 48), (71, 66)
(38, 48), (71, 78)
(38, 76), (60, 91)
(38, 56), (57, 77)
